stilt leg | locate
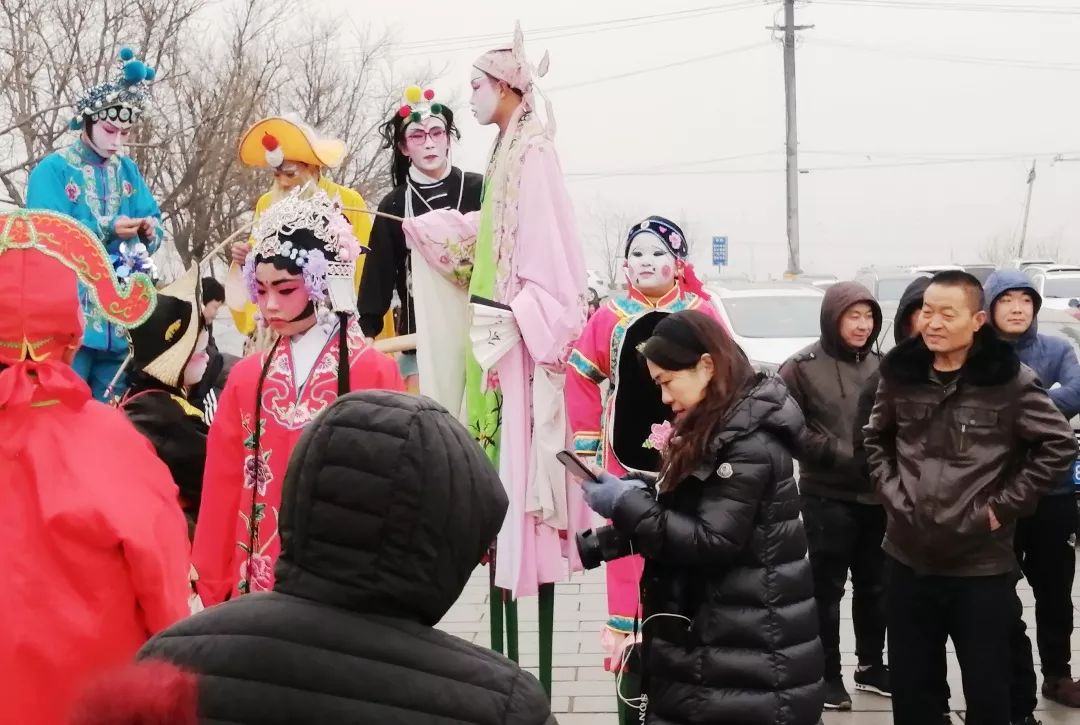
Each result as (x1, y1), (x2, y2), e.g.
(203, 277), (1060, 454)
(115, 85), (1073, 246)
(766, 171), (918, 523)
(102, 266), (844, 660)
(488, 560), (504, 654)
(505, 592), (519, 662)
(538, 582), (555, 697)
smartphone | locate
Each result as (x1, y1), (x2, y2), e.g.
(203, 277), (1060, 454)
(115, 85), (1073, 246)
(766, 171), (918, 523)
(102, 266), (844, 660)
(556, 449), (600, 483)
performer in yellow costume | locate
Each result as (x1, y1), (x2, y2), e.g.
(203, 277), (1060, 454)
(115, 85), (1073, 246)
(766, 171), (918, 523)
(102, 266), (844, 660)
(226, 116), (392, 338)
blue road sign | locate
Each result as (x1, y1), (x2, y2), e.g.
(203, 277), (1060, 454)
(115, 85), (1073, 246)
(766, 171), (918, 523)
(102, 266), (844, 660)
(712, 236), (728, 266)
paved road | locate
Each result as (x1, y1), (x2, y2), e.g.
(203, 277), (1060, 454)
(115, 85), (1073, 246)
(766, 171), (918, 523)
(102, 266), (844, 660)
(437, 562), (1080, 724)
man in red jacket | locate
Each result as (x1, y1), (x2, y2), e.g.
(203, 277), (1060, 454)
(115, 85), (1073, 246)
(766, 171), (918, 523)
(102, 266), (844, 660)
(0, 209), (191, 725)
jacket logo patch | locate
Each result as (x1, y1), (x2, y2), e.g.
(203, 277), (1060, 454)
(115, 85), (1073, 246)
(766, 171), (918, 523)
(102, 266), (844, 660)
(164, 320), (182, 342)
(717, 462), (734, 478)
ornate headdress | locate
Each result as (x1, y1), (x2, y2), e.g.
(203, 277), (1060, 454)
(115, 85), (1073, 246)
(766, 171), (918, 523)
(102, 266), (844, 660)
(625, 216), (689, 260)
(396, 85), (448, 126)
(69, 47), (156, 131)
(242, 188), (365, 313)
(128, 265), (201, 389)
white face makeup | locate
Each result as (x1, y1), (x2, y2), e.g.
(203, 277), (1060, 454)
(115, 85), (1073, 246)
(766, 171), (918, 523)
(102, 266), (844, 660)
(183, 329), (210, 387)
(87, 120), (131, 157)
(626, 234), (677, 296)
(402, 116), (450, 177)
(469, 71), (500, 126)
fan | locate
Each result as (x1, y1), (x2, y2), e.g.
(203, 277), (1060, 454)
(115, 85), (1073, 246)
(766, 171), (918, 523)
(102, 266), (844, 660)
(469, 295), (521, 371)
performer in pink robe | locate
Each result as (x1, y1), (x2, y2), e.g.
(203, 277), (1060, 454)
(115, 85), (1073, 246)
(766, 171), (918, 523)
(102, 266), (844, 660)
(566, 215), (719, 670)
(192, 189), (403, 605)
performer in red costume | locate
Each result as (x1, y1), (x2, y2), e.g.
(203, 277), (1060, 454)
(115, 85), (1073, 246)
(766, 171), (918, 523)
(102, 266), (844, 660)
(192, 188), (404, 605)
(0, 209), (190, 725)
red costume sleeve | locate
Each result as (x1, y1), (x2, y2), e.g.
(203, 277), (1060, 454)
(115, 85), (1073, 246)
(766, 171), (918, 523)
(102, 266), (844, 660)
(565, 309), (613, 459)
(191, 370), (246, 605)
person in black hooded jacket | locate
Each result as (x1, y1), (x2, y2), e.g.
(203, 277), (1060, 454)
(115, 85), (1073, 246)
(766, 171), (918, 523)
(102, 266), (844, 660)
(579, 311), (824, 725)
(137, 390), (553, 725)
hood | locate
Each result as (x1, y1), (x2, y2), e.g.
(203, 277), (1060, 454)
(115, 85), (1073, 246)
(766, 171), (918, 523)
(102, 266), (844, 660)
(712, 374), (805, 451)
(893, 276), (932, 345)
(274, 391), (509, 625)
(983, 269), (1041, 344)
(820, 281), (882, 359)
(880, 325), (1020, 388)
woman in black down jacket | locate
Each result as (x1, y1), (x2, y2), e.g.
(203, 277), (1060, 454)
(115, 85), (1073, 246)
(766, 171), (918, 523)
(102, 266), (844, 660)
(580, 310), (825, 725)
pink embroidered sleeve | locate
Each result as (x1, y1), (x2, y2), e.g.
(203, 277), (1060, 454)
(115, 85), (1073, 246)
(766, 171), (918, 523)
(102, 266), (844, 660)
(401, 209), (479, 290)
(566, 308), (614, 459)
(507, 145), (588, 367)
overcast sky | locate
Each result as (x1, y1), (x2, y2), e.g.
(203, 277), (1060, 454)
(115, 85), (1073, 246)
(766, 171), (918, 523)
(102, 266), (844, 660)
(329, 0), (1080, 280)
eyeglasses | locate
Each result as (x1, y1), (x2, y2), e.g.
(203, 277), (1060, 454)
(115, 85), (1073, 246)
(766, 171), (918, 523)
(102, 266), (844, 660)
(405, 127), (448, 145)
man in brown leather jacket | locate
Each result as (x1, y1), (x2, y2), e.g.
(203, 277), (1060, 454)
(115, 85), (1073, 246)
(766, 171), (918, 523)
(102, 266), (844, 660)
(864, 271), (1077, 725)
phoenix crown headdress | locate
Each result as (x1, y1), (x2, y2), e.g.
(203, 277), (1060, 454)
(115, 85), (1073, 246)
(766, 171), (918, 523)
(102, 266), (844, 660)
(244, 187), (365, 313)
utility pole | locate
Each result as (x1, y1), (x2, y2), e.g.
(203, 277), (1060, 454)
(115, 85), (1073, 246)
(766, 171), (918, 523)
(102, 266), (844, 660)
(773, 0), (812, 277)
(1017, 159), (1037, 258)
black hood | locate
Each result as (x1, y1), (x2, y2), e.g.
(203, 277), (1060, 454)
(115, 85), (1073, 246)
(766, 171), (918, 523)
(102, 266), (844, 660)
(712, 374), (805, 452)
(274, 391), (508, 625)
(819, 281), (882, 359)
(893, 276), (932, 345)
(880, 325), (1020, 387)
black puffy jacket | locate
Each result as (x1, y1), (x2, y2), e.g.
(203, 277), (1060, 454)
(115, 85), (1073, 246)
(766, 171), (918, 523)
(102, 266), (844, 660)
(139, 391), (553, 725)
(611, 375), (825, 725)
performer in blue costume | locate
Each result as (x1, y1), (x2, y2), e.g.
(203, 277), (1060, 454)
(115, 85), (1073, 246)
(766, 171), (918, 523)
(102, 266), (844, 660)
(27, 47), (163, 401)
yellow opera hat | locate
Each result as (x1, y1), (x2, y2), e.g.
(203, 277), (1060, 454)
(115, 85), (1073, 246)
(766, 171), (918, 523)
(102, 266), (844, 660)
(238, 115), (347, 170)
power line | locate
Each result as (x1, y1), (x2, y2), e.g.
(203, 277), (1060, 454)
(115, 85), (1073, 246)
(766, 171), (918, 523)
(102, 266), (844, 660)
(566, 150), (1080, 179)
(548, 41), (770, 92)
(385, 0), (770, 57)
(810, 37), (1080, 71)
(566, 150), (782, 178)
(816, 0), (1080, 16)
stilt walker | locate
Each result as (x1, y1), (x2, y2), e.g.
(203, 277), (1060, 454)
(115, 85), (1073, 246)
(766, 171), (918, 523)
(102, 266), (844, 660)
(357, 87), (483, 402)
(402, 24), (590, 695)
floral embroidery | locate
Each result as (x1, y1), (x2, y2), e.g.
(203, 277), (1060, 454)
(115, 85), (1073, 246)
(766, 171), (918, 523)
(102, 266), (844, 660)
(643, 420), (674, 451)
(65, 180), (80, 203)
(122, 180), (134, 197)
(239, 553), (274, 592)
(237, 504), (280, 594)
(243, 451), (272, 495)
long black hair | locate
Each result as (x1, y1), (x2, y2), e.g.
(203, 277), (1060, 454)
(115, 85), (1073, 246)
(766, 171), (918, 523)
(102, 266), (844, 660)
(378, 106), (461, 188)
(640, 310), (753, 491)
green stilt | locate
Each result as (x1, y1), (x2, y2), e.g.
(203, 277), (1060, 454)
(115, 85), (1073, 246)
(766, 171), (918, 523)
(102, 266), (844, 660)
(488, 564), (504, 654)
(538, 583), (555, 697)
(505, 593), (519, 662)
(616, 671), (642, 725)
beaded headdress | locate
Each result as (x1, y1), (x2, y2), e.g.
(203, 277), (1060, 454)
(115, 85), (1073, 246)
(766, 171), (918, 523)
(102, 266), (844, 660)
(242, 188), (365, 313)
(69, 47), (156, 131)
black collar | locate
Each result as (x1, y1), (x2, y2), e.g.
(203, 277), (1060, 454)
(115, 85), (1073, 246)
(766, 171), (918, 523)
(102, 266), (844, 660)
(880, 326), (1020, 387)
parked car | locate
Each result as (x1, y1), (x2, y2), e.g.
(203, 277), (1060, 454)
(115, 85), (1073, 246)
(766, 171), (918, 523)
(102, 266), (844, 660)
(1007, 258), (1057, 271)
(962, 263), (998, 283)
(706, 282), (825, 373)
(1027, 265), (1080, 310)
(792, 273), (839, 289)
(854, 267), (931, 303)
(908, 264), (963, 275)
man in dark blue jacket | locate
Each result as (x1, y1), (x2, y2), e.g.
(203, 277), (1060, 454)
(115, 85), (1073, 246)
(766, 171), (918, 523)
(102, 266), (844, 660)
(985, 269), (1080, 716)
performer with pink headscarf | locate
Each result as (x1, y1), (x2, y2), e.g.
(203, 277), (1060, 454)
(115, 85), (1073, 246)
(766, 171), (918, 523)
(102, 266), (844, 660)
(402, 23), (589, 694)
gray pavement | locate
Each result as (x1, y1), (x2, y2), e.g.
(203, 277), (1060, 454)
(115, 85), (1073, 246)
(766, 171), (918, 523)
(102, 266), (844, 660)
(437, 562), (1080, 724)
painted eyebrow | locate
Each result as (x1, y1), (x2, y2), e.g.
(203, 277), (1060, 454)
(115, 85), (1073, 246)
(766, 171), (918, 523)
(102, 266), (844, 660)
(256, 279), (301, 288)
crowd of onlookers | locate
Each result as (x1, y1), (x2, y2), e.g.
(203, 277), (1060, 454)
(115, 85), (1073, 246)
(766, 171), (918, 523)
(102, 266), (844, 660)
(4, 251), (1078, 724)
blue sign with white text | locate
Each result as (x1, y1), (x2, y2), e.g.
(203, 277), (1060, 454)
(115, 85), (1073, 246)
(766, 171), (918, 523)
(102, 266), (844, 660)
(712, 236), (728, 267)
(1073, 459), (1080, 489)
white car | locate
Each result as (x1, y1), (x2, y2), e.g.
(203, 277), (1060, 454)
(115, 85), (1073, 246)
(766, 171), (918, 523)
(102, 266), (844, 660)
(1027, 265), (1080, 310)
(707, 283), (825, 373)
